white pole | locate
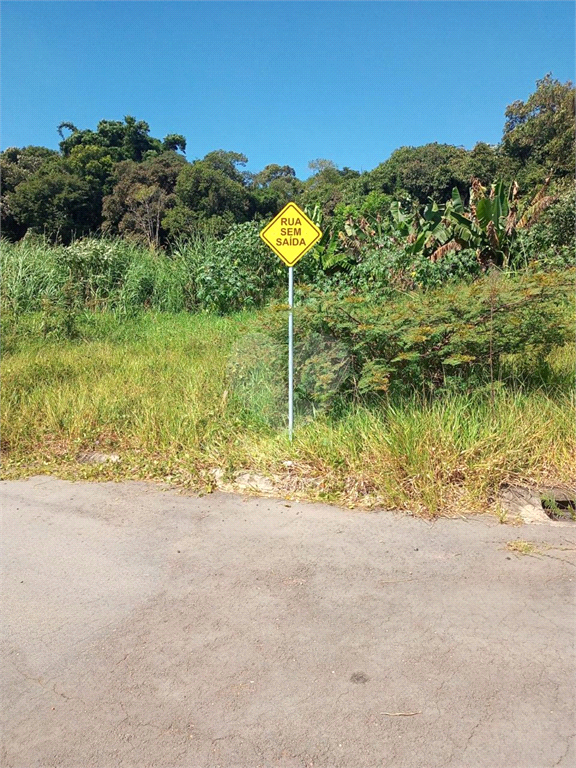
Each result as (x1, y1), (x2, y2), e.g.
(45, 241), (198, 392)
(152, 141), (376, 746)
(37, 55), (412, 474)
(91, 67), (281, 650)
(288, 266), (294, 442)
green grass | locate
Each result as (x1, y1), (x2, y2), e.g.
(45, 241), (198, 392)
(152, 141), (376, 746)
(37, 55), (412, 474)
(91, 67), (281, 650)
(1, 236), (201, 315)
(2, 310), (574, 517)
(0, 230), (284, 317)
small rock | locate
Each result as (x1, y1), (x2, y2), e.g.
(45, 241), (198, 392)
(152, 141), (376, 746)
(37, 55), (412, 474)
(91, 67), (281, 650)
(77, 452), (120, 465)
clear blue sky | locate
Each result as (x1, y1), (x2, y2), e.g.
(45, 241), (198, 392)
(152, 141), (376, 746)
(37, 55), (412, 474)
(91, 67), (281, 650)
(1, 1), (574, 178)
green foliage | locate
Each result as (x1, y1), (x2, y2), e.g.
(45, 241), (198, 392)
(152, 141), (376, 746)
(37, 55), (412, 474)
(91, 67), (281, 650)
(66, 145), (117, 193)
(448, 182), (514, 267)
(503, 74), (575, 184)
(250, 164), (303, 219)
(102, 153), (186, 246)
(3, 75), (573, 249)
(1, 230), (286, 317)
(0, 237), (189, 316)
(1, 146), (59, 240)
(202, 150), (249, 183)
(58, 116), (185, 162)
(175, 221), (284, 314)
(1, 118), (187, 244)
(306, 194), (394, 272)
(226, 332), (286, 429)
(40, 280), (82, 341)
(351, 246), (481, 293)
(447, 177), (561, 268)
(293, 332), (352, 415)
(7, 158), (101, 243)
(515, 183), (575, 268)
(265, 270), (575, 404)
(365, 143), (471, 204)
(161, 134), (187, 154)
(299, 159), (359, 218)
(328, 175), (563, 273)
(1, 237), (66, 314)
(2, 308), (574, 515)
(166, 154), (254, 238)
(465, 142), (513, 187)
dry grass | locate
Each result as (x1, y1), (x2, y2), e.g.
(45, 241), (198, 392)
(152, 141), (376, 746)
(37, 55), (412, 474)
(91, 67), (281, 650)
(506, 540), (542, 556)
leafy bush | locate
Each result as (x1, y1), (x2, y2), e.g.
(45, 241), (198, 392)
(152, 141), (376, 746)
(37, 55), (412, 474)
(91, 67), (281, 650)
(351, 245), (482, 293)
(176, 221), (285, 314)
(298, 243), (481, 303)
(514, 185), (575, 269)
(265, 269), (575, 403)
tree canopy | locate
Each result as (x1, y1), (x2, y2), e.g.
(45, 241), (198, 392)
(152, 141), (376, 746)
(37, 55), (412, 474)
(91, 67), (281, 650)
(503, 74), (575, 186)
(1, 75), (573, 245)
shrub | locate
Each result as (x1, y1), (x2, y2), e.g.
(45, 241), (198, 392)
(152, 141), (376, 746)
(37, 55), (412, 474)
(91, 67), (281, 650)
(176, 221), (285, 314)
(264, 269), (575, 403)
(514, 185), (575, 270)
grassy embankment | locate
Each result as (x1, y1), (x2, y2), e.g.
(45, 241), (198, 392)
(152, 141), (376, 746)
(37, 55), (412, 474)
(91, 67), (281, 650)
(2, 305), (574, 517)
(2, 237), (574, 516)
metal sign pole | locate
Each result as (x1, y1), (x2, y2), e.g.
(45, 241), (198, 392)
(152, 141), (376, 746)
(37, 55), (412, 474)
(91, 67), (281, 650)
(288, 266), (294, 442)
(259, 202), (322, 442)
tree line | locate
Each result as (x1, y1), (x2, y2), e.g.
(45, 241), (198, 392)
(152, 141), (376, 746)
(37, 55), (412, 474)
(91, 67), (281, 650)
(1, 74), (573, 247)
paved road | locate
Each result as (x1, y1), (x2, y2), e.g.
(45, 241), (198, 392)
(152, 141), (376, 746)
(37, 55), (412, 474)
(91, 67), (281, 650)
(2, 476), (575, 768)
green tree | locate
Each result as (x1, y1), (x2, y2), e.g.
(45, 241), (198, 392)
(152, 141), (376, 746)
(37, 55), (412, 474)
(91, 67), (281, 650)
(463, 142), (518, 188)
(102, 153), (186, 246)
(249, 164), (303, 218)
(201, 150), (248, 182)
(502, 74), (575, 186)
(8, 157), (100, 243)
(161, 134), (187, 154)
(58, 116), (186, 162)
(66, 145), (117, 193)
(1, 146), (58, 240)
(299, 159), (359, 217)
(366, 143), (470, 204)
(164, 151), (254, 237)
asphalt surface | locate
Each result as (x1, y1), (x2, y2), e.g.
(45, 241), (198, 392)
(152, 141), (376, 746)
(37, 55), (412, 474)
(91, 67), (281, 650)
(2, 476), (575, 768)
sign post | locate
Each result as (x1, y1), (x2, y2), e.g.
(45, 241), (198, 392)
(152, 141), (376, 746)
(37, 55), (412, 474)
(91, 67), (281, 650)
(288, 266), (294, 441)
(259, 202), (322, 441)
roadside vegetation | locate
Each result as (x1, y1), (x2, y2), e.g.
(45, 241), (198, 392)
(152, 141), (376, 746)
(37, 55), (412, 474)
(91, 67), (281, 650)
(1, 74), (574, 516)
(2, 255), (573, 516)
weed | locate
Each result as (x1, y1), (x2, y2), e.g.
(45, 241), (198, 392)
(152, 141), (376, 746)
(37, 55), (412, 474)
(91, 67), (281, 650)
(541, 493), (576, 521)
(506, 540), (541, 556)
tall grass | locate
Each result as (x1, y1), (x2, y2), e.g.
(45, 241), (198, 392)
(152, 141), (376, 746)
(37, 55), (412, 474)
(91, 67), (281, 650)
(1, 231), (283, 317)
(0, 236), (213, 316)
(1, 238), (67, 313)
(2, 311), (574, 516)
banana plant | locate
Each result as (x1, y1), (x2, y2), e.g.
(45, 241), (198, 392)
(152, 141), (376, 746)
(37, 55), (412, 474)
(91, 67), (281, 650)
(446, 177), (556, 267)
(386, 199), (452, 259)
(307, 175), (557, 272)
(410, 201), (453, 257)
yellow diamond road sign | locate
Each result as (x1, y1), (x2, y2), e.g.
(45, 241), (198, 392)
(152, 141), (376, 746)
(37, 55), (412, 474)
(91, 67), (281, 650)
(260, 202), (322, 267)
